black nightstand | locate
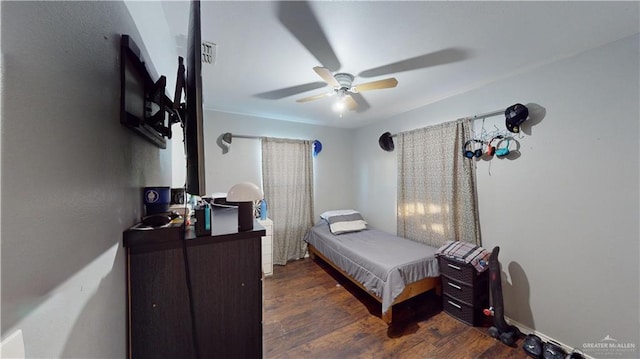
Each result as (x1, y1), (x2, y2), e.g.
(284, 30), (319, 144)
(438, 256), (489, 326)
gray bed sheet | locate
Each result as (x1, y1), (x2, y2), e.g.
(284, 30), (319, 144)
(303, 221), (440, 314)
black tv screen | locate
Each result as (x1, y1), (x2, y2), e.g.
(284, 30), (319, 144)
(184, 0), (206, 196)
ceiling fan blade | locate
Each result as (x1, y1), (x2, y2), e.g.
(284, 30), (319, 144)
(277, 1), (341, 71)
(349, 93), (371, 113)
(296, 91), (334, 103)
(358, 47), (472, 78)
(313, 67), (340, 87)
(255, 81), (327, 100)
(352, 78), (398, 92)
(344, 94), (358, 111)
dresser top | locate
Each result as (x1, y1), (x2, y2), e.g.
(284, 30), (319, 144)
(124, 207), (265, 251)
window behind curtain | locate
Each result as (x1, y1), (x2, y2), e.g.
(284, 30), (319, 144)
(261, 138), (314, 265)
(397, 119), (480, 247)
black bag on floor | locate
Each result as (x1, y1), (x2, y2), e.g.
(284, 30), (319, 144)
(567, 351), (585, 359)
(543, 341), (567, 359)
(522, 334), (543, 358)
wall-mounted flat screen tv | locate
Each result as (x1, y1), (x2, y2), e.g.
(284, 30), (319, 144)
(183, 0), (206, 196)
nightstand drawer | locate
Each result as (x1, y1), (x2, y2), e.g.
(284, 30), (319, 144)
(257, 218), (273, 277)
(442, 276), (475, 305)
(257, 218), (273, 235)
(261, 237), (272, 255)
(439, 257), (475, 284)
(443, 293), (481, 326)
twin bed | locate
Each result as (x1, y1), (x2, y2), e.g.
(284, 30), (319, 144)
(303, 211), (442, 324)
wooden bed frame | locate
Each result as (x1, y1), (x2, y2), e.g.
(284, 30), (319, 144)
(308, 244), (442, 324)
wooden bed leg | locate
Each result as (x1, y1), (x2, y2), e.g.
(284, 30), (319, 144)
(382, 308), (392, 325)
(435, 283), (442, 296)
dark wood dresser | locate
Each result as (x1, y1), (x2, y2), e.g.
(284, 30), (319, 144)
(123, 208), (265, 359)
(438, 256), (489, 326)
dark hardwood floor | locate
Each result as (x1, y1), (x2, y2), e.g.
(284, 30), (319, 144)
(263, 257), (529, 358)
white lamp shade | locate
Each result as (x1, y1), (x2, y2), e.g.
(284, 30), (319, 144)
(227, 182), (263, 202)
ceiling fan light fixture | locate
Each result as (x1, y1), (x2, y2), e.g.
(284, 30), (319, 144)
(296, 66), (397, 112)
(332, 99), (346, 113)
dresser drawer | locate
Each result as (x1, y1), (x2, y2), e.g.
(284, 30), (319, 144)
(442, 276), (475, 305)
(443, 293), (484, 326)
(439, 257), (475, 284)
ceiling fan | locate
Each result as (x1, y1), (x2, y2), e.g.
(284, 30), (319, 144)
(254, 1), (471, 113)
(296, 67), (398, 111)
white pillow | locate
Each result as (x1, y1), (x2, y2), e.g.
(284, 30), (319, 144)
(320, 209), (359, 220)
(322, 210), (368, 235)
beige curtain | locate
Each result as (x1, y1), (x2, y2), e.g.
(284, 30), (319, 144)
(397, 119), (480, 247)
(262, 138), (314, 265)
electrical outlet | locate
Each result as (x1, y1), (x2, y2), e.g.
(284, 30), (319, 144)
(202, 41), (216, 64)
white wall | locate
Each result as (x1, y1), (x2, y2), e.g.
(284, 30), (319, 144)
(204, 110), (355, 218)
(353, 34), (639, 353)
(1, 2), (174, 357)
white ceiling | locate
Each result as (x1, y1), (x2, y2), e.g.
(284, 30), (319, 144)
(161, 1), (639, 129)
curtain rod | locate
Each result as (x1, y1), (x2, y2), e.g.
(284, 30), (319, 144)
(222, 132), (311, 142)
(230, 133), (262, 140)
(465, 108), (504, 121)
(388, 107), (505, 138)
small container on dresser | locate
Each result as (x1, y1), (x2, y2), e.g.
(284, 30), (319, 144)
(438, 255), (489, 326)
(257, 218), (273, 276)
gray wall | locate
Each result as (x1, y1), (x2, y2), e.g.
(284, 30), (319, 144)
(2, 1), (637, 357)
(353, 35), (639, 351)
(202, 110), (355, 219)
(1, 1), (173, 357)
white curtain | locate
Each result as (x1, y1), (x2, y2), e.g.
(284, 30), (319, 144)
(262, 138), (314, 265)
(397, 119), (480, 247)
